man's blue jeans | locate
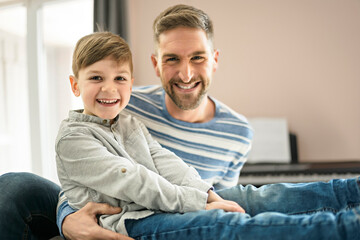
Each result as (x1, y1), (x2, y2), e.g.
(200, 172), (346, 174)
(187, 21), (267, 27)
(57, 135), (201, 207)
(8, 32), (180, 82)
(1, 173), (359, 239)
(0, 172), (60, 240)
(125, 178), (360, 240)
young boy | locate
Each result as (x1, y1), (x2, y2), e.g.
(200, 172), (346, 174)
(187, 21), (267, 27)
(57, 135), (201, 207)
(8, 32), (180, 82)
(55, 32), (244, 236)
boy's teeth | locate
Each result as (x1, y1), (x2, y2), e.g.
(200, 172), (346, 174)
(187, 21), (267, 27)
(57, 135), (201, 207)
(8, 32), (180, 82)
(98, 99), (117, 104)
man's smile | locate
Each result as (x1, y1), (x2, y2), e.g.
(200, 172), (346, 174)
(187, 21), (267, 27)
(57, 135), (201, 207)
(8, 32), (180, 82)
(174, 81), (201, 91)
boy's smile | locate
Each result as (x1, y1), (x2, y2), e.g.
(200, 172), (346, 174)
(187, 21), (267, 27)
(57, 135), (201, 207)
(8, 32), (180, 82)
(70, 56), (134, 121)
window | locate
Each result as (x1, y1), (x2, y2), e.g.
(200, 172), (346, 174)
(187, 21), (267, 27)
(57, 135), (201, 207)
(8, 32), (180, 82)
(0, 4), (30, 175)
(0, 0), (93, 183)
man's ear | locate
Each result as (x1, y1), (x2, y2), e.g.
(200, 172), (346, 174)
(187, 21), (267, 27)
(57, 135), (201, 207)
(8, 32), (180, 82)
(212, 50), (220, 73)
(69, 75), (80, 97)
(151, 54), (160, 77)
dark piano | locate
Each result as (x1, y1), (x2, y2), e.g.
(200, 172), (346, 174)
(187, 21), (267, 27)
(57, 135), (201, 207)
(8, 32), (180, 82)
(238, 162), (360, 186)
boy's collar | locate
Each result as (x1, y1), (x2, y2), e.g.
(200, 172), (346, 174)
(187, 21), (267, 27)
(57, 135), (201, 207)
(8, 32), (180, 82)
(70, 109), (119, 126)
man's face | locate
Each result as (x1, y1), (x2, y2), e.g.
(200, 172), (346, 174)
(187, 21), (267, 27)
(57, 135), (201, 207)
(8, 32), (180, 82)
(152, 27), (219, 110)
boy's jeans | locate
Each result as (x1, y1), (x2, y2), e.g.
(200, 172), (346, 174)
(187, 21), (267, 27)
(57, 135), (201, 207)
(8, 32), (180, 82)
(126, 178), (360, 240)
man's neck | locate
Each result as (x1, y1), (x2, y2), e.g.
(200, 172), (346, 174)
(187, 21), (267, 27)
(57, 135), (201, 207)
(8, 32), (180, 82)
(165, 95), (215, 123)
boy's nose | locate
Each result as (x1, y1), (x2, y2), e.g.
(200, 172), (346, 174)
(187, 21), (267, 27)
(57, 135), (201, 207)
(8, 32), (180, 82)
(178, 62), (193, 83)
(101, 83), (116, 92)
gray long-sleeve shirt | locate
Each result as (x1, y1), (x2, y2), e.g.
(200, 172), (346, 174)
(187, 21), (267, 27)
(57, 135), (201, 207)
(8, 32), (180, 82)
(55, 110), (212, 235)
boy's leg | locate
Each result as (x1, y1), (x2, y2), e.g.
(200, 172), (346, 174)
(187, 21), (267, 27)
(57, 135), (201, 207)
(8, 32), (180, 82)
(0, 172), (61, 240)
(126, 207), (360, 240)
(216, 178), (360, 216)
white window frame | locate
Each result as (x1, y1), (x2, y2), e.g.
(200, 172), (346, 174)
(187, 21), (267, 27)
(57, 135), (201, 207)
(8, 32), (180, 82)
(0, 0), (82, 178)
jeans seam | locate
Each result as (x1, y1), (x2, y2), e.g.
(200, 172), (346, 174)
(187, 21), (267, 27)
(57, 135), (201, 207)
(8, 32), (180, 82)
(290, 207), (339, 215)
(136, 220), (339, 240)
(22, 224), (30, 240)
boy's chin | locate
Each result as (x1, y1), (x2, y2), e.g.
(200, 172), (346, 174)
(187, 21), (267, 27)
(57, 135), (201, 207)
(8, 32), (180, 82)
(100, 114), (118, 120)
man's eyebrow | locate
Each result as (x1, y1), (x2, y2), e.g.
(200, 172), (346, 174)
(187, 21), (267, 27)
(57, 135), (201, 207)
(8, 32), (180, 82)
(191, 51), (207, 56)
(161, 53), (178, 58)
(161, 51), (207, 58)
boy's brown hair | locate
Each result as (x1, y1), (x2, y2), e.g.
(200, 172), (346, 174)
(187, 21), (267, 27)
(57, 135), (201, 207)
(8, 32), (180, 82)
(153, 4), (214, 48)
(72, 32), (133, 78)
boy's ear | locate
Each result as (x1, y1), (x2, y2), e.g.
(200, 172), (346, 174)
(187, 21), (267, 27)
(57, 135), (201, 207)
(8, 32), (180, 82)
(151, 54), (160, 77)
(69, 75), (80, 97)
(130, 77), (134, 91)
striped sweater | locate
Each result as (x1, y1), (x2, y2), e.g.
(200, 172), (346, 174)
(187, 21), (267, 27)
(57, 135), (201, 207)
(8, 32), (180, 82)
(125, 85), (253, 190)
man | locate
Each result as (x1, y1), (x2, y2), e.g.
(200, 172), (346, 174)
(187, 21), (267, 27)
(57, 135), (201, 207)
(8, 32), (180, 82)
(0, 4), (359, 240)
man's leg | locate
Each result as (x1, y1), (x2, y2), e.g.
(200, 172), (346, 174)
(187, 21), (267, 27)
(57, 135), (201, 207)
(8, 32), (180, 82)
(0, 172), (61, 240)
(216, 178), (360, 216)
(125, 207), (360, 240)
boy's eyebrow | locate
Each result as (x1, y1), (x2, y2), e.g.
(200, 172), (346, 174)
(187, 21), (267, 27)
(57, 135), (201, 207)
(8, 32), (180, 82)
(86, 69), (131, 75)
(86, 70), (103, 74)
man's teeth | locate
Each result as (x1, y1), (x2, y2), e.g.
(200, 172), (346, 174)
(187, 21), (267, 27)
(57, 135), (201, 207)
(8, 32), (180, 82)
(177, 84), (196, 89)
(98, 99), (118, 104)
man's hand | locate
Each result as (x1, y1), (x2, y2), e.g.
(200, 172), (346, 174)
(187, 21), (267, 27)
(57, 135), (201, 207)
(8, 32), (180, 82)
(62, 202), (134, 240)
(206, 190), (245, 213)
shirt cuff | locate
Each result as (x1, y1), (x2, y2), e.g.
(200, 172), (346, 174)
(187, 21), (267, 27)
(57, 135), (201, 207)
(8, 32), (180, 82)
(56, 192), (76, 238)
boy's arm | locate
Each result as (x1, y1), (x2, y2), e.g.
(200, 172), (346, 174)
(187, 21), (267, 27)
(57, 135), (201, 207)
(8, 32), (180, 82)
(141, 123), (212, 192)
(57, 130), (208, 213)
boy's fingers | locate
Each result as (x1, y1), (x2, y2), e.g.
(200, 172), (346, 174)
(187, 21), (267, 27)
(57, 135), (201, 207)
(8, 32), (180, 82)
(206, 201), (245, 213)
(221, 202), (245, 213)
(224, 200), (246, 213)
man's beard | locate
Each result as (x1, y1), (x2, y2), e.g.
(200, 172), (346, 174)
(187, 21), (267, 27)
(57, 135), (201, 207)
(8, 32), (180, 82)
(163, 76), (209, 110)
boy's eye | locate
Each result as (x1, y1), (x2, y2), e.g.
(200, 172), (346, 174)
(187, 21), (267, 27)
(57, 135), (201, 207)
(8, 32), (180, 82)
(115, 76), (126, 81)
(90, 76), (102, 81)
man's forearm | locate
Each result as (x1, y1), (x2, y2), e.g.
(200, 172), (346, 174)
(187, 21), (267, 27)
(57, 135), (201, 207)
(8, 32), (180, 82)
(57, 192), (76, 237)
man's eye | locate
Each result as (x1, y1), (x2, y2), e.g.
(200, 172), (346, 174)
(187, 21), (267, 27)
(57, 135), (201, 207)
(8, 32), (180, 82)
(90, 76), (102, 81)
(166, 57), (178, 62)
(192, 56), (205, 63)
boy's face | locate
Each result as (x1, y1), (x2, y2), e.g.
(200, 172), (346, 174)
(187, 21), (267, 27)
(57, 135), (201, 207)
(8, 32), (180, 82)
(70, 56), (134, 120)
(151, 27), (219, 110)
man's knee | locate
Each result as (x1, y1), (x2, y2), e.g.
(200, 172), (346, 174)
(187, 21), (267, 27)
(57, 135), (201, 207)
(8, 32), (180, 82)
(0, 172), (60, 211)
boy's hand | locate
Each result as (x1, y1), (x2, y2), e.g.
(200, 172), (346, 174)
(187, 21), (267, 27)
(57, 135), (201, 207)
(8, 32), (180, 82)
(206, 200), (245, 213)
(206, 190), (245, 213)
(62, 202), (134, 240)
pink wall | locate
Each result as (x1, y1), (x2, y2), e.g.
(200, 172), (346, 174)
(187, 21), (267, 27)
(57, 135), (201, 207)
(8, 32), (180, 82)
(127, 0), (360, 162)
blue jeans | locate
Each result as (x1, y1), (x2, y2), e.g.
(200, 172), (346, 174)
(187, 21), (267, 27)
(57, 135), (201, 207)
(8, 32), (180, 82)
(1, 173), (359, 239)
(125, 178), (360, 240)
(0, 172), (60, 240)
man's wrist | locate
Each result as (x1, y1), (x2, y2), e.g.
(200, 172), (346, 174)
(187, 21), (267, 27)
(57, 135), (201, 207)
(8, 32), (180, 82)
(57, 199), (76, 237)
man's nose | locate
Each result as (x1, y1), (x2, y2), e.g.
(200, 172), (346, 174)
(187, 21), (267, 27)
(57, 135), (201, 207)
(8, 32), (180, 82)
(178, 62), (193, 83)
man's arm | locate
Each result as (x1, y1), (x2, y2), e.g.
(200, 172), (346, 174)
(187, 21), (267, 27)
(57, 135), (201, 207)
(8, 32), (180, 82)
(61, 201), (133, 240)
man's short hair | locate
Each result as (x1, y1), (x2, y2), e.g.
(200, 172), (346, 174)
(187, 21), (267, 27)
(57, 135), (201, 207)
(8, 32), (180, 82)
(72, 32), (133, 78)
(153, 4), (214, 47)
